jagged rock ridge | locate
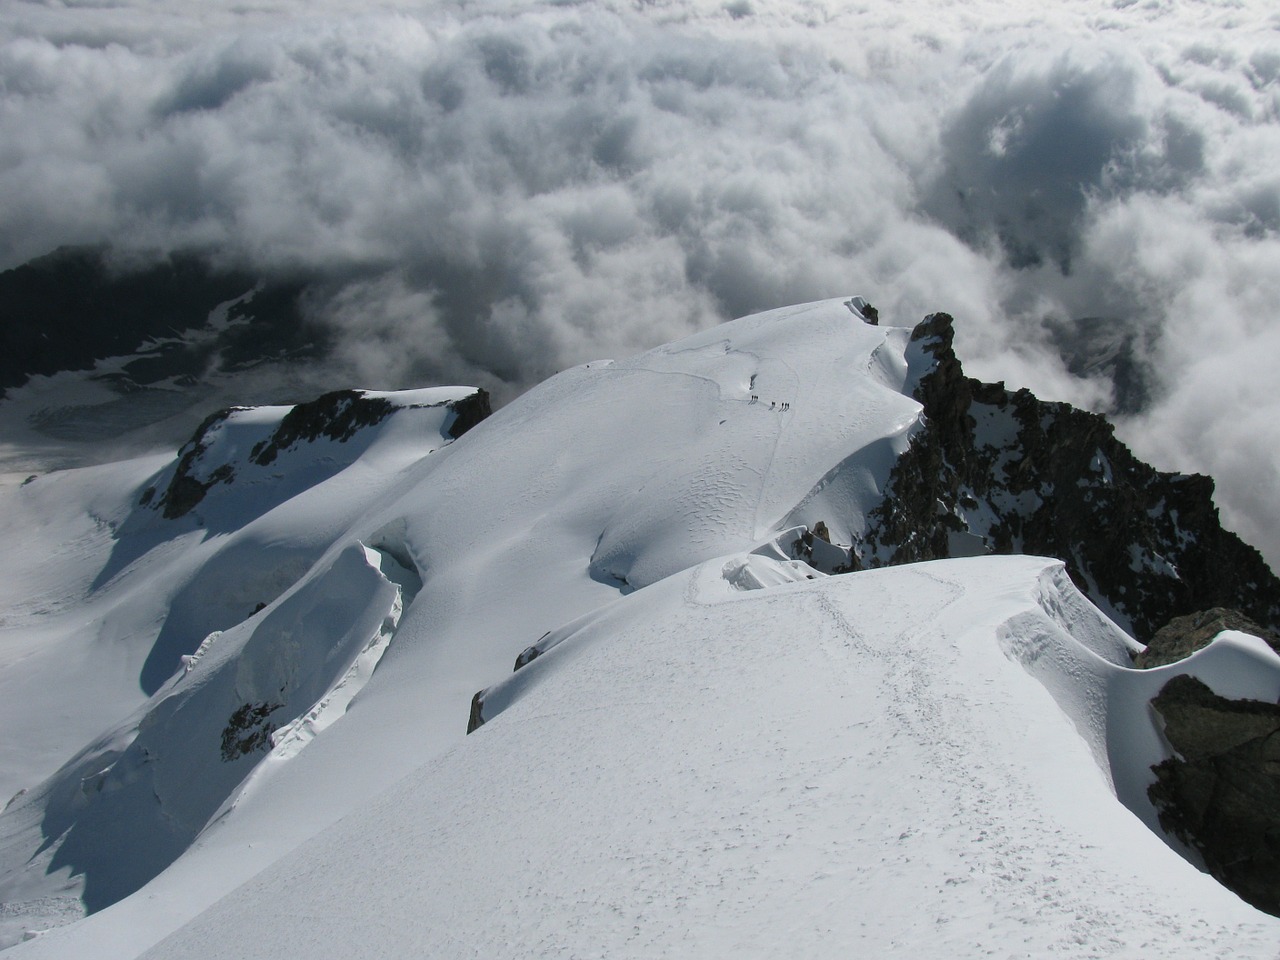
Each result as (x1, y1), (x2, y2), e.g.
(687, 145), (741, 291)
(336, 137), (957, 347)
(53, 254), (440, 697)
(248, 391), (399, 466)
(858, 313), (1280, 641)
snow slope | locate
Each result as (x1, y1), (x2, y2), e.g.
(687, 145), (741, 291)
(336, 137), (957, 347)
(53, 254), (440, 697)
(0, 387), (471, 835)
(96, 557), (1280, 957)
(3, 298), (1280, 956)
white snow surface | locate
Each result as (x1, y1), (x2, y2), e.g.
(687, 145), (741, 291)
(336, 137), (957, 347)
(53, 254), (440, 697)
(0, 386), (469, 803)
(2, 299), (1280, 957)
(135, 556), (1280, 959)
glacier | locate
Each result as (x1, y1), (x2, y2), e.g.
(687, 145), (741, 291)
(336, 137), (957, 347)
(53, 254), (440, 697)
(2, 298), (1279, 957)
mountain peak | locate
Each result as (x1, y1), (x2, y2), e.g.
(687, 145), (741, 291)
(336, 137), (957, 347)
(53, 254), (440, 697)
(865, 312), (1280, 640)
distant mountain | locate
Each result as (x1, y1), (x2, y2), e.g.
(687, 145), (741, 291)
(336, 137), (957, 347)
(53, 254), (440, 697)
(0, 247), (336, 474)
(2, 298), (1278, 958)
(0, 246), (321, 397)
(1043, 314), (1152, 415)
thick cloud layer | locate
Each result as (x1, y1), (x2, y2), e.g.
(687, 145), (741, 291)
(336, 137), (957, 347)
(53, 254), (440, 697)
(2, 0), (1278, 565)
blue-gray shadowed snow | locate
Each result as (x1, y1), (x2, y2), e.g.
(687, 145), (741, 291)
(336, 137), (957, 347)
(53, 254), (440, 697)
(16, 544), (408, 913)
(0, 387), (473, 925)
(2, 299), (1280, 957)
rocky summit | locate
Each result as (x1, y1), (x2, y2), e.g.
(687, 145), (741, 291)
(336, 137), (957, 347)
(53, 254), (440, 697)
(857, 313), (1280, 642)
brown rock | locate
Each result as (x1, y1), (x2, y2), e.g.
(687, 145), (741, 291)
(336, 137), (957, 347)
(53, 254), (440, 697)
(1148, 674), (1280, 915)
(1135, 608), (1280, 668)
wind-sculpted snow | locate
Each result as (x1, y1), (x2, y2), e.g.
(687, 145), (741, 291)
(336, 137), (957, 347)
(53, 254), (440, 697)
(4, 299), (1280, 955)
(118, 557), (1280, 959)
(0, 542), (409, 924)
(998, 568), (1280, 857)
(1, 300), (924, 948)
(0, 386), (471, 811)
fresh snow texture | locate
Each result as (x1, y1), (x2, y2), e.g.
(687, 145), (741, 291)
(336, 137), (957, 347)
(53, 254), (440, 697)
(122, 557), (1280, 958)
(3, 300), (1280, 957)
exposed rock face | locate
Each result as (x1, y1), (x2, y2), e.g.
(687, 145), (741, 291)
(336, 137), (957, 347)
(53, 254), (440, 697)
(789, 521), (858, 574)
(1135, 608), (1280, 668)
(1148, 674), (1280, 916)
(514, 632), (554, 672)
(859, 313), (1280, 640)
(149, 389), (492, 520)
(155, 408), (241, 520)
(467, 690), (486, 734)
(248, 391), (397, 466)
(219, 701), (282, 762)
(447, 388), (492, 439)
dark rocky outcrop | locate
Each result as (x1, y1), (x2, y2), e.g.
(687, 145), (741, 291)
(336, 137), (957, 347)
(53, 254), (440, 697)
(790, 521), (858, 575)
(885, 318), (1280, 914)
(219, 701), (281, 761)
(514, 631), (554, 671)
(447, 388), (492, 439)
(248, 391), (397, 466)
(467, 689), (486, 734)
(155, 408), (241, 519)
(1135, 608), (1280, 668)
(1148, 674), (1280, 916)
(149, 388), (492, 520)
(859, 313), (1280, 641)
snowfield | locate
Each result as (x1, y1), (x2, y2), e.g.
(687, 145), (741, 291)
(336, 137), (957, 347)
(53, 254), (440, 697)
(2, 299), (1279, 957)
(135, 555), (1280, 959)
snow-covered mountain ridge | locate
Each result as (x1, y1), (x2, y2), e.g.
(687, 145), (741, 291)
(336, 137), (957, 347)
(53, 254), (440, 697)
(2, 298), (1279, 957)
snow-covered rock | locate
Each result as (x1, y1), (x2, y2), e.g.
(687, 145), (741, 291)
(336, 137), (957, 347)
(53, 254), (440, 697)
(2, 298), (1280, 957)
(862, 312), (1280, 640)
(0, 385), (479, 808)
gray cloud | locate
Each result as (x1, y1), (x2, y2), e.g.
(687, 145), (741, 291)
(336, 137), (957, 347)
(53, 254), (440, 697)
(2, 0), (1279, 566)
(921, 45), (1154, 271)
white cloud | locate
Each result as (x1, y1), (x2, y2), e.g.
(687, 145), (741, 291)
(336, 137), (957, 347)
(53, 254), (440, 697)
(2, 0), (1279, 565)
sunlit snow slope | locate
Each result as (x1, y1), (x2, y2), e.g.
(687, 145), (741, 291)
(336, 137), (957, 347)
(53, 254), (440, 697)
(3, 299), (1280, 957)
(139, 556), (1280, 959)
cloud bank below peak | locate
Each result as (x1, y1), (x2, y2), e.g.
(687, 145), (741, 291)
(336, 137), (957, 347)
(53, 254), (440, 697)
(2, 0), (1279, 566)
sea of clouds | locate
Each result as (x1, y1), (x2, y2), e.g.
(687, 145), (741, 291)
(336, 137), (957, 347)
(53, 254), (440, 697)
(2, 0), (1279, 563)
